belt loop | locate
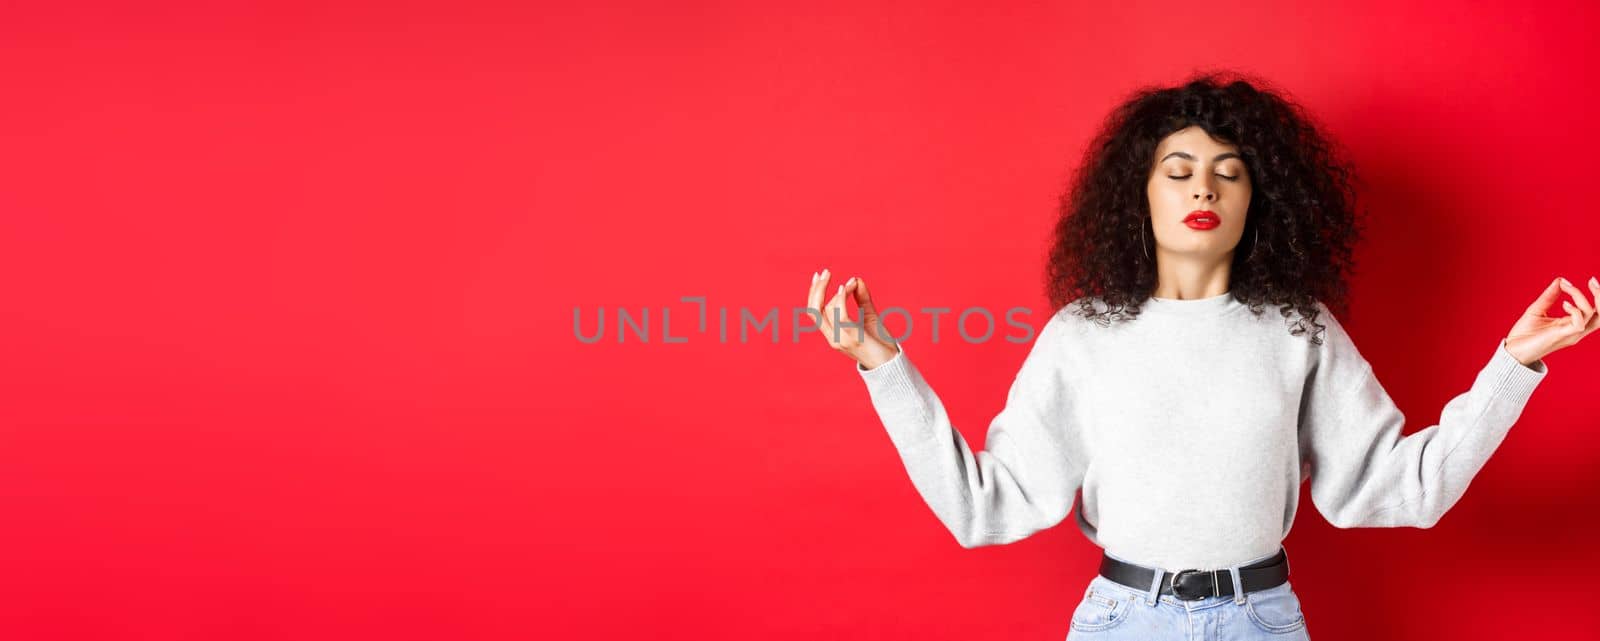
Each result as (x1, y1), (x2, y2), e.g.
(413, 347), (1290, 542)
(1145, 568), (1163, 606)
(1228, 565), (1245, 605)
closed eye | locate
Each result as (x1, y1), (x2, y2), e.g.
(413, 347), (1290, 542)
(1168, 174), (1240, 182)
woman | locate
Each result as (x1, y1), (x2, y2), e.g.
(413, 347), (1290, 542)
(803, 72), (1597, 640)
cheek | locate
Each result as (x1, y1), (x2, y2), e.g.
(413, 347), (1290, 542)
(1232, 183), (1252, 206)
(1147, 181), (1181, 206)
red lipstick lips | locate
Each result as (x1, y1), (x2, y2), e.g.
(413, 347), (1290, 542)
(1184, 210), (1220, 230)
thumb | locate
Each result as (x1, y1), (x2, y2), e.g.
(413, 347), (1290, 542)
(852, 278), (896, 347)
(852, 277), (881, 319)
(1526, 277), (1564, 316)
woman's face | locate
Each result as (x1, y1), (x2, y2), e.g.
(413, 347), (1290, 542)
(1145, 126), (1253, 260)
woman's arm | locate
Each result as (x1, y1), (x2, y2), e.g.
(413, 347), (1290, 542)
(1297, 303), (1549, 529)
(855, 313), (1087, 548)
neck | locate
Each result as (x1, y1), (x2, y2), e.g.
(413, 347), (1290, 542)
(1151, 251), (1233, 300)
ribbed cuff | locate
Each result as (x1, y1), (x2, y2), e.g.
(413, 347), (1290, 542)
(1487, 337), (1549, 408)
(854, 344), (939, 446)
(856, 344), (918, 398)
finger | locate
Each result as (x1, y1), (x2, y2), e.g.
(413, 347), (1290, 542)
(808, 268), (835, 342)
(1563, 301), (1581, 331)
(1558, 277), (1594, 318)
(851, 276), (878, 315)
(1589, 276), (1600, 332)
(852, 277), (893, 345)
(840, 278), (864, 332)
(853, 277), (883, 327)
(807, 269), (823, 323)
(1527, 277), (1564, 316)
(807, 270), (828, 314)
(824, 281), (855, 344)
(838, 283), (866, 344)
(837, 278), (862, 319)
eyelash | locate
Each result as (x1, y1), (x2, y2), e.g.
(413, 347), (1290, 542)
(1169, 174), (1240, 182)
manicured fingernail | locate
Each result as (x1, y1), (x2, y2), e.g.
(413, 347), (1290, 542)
(1561, 277), (1571, 286)
(846, 276), (856, 286)
(812, 272), (818, 282)
(836, 284), (843, 295)
(1590, 276), (1597, 287)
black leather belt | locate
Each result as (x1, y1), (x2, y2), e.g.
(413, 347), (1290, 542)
(1098, 548), (1289, 601)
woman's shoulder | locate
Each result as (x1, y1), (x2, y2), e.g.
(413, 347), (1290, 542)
(1054, 295), (1117, 320)
(1251, 297), (1350, 353)
(1036, 296), (1131, 348)
(1045, 296), (1103, 332)
(1050, 294), (1143, 332)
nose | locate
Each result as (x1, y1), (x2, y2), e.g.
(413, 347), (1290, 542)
(1193, 188), (1216, 202)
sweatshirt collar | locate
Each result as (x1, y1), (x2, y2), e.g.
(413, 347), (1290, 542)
(1142, 290), (1240, 315)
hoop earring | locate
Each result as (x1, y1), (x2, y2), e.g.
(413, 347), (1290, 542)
(1140, 218), (1151, 261)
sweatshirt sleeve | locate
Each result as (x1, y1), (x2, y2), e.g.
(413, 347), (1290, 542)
(854, 311), (1085, 548)
(1297, 303), (1549, 529)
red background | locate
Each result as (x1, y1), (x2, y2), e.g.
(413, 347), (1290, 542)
(3, 1), (1598, 639)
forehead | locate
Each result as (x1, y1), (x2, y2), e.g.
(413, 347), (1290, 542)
(1155, 126), (1240, 159)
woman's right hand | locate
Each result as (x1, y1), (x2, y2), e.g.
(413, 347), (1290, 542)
(807, 268), (900, 370)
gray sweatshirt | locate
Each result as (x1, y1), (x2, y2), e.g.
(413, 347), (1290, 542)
(855, 291), (1548, 572)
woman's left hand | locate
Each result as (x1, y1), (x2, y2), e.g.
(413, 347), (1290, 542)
(1503, 276), (1599, 366)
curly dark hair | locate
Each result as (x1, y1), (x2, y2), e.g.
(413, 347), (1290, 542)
(1045, 70), (1366, 346)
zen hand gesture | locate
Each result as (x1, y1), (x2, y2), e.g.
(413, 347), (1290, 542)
(806, 268), (900, 371)
(1504, 276), (1599, 366)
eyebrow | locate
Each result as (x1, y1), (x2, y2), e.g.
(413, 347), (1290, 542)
(1161, 151), (1242, 163)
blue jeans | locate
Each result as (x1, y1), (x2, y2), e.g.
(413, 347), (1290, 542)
(1065, 550), (1310, 640)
